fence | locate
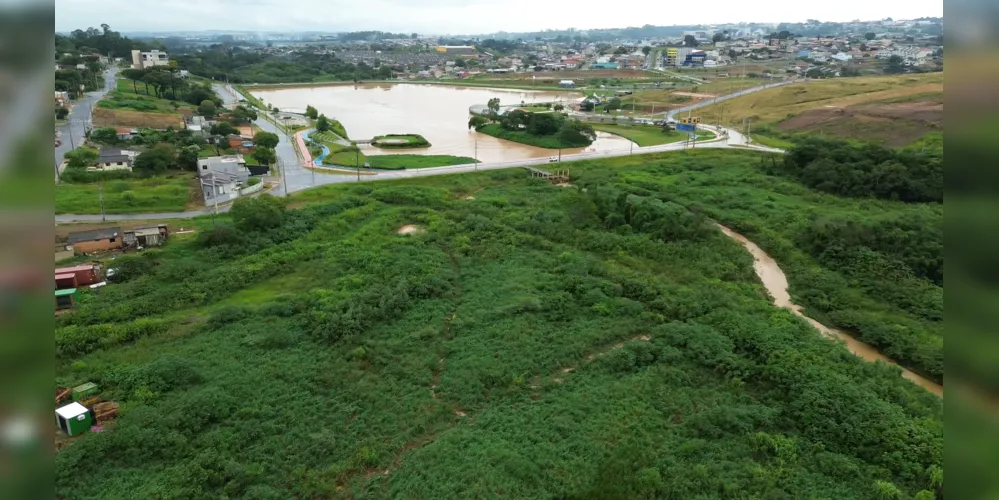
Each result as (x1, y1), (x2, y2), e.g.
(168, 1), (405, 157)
(240, 181), (265, 196)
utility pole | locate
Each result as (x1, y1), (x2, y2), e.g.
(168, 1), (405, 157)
(474, 134), (478, 170)
(279, 158), (288, 196)
(355, 150), (360, 182)
(98, 182), (106, 222)
(201, 175), (216, 227)
(212, 171), (220, 217)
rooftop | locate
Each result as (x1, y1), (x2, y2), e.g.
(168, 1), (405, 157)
(54, 288), (78, 297)
(55, 401), (88, 418)
(67, 227), (121, 244)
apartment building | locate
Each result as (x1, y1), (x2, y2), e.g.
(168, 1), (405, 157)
(131, 49), (170, 69)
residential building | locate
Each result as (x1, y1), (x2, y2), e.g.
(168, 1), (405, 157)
(558, 80), (575, 88)
(197, 155), (251, 182)
(831, 52), (853, 62)
(115, 127), (138, 141)
(67, 226), (123, 253)
(90, 148), (136, 172)
(590, 62), (619, 69)
(122, 224), (169, 248)
(200, 171), (241, 205)
(435, 45), (477, 56)
(131, 49), (170, 69)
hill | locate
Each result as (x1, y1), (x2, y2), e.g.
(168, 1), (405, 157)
(697, 73), (943, 147)
(55, 150), (942, 499)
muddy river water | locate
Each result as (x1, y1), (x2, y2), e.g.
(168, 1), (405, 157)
(718, 225), (943, 397)
(250, 83), (636, 162)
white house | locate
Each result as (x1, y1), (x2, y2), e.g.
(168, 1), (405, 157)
(197, 155), (249, 183)
(831, 52), (853, 62)
(131, 49), (170, 69)
(89, 148), (137, 172)
(200, 171), (240, 205)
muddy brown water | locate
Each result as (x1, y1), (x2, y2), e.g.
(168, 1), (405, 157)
(250, 83), (636, 163)
(718, 225), (943, 397)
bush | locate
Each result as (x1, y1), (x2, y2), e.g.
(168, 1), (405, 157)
(230, 195), (286, 232)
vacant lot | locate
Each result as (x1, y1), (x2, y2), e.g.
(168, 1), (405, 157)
(56, 150), (940, 499)
(92, 107), (186, 130)
(56, 174), (199, 214)
(696, 73), (944, 145)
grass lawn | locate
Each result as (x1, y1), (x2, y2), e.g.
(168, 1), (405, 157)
(98, 79), (195, 114)
(56, 173), (197, 214)
(372, 134), (431, 148)
(367, 154), (477, 170)
(750, 134), (796, 149)
(587, 123), (688, 146)
(476, 124), (590, 149)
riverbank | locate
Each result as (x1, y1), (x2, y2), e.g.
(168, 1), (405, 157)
(372, 134), (431, 149)
(240, 79), (586, 94)
(475, 123), (590, 149)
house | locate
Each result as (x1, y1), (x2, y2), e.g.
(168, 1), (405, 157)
(90, 148), (135, 172)
(115, 127), (138, 141)
(435, 45), (477, 56)
(67, 227), (122, 253)
(590, 62), (619, 69)
(198, 155), (251, 181)
(558, 79), (575, 88)
(131, 49), (169, 69)
(831, 52), (853, 62)
(200, 171), (241, 205)
(123, 224), (169, 248)
(55, 402), (92, 435)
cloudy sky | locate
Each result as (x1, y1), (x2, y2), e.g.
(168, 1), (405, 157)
(55, 0), (943, 35)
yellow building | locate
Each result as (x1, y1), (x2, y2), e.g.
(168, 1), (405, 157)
(436, 45), (477, 56)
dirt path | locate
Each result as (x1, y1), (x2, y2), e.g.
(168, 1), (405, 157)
(717, 224), (943, 397)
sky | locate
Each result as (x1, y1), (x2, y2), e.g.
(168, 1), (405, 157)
(54, 0), (943, 35)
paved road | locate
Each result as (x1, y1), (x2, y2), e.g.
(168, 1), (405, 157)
(54, 67), (118, 179)
(665, 78), (803, 121)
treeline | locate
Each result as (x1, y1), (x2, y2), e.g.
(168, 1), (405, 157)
(470, 101), (595, 148)
(56, 24), (162, 59)
(174, 47), (394, 84)
(591, 186), (713, 242)
(775, 136), (943, 202)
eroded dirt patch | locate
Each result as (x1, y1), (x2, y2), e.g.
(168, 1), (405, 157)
(396, 225), (425, 235)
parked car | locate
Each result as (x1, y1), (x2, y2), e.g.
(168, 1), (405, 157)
(548, 156), (560, 163)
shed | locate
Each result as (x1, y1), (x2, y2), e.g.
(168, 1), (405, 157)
(72, 382), (99, 402)
(55, 402), (93, 436)
(54, 264), (101, 286)
(55, 273), (77, 289)
(66, 227), (122, 253)
(55, 288), (79, 309)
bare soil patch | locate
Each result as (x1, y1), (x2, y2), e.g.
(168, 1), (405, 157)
(777, 100), (942, 147)
(671, 91), (717, 99)
(397, 224), (424, 235)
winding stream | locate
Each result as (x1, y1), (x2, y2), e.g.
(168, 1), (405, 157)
(718, 225), (944, 397)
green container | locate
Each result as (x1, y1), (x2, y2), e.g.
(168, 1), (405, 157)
(72, 382), (99, 402)
(56, 402), (93, 436)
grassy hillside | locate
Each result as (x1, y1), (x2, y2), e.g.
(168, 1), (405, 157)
(697, 74), (943, 146)
(55, 174), (198, 214)
(55, 150), (941, 499)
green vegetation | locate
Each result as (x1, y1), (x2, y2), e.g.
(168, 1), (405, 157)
(315, 114), (349, 139)
(749, 133), (796, 149)
(55, 174), (194, 214)
(367, 154), (477, 170)
(100, 77), (218, 115)
(372, 134), (431, 149)
(588, 122), (687, 146)
(175, 46), (394, 83)
(474, 109), (596, 149)
(55, 153), (941, 499)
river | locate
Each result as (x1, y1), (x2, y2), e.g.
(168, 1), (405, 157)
(249, 83), (636, 163)
(717, 225), (944, 397)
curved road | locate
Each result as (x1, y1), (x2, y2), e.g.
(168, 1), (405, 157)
(55, 81), (788, 223)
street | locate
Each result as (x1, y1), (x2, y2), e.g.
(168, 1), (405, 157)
(54, 67), (119, 180)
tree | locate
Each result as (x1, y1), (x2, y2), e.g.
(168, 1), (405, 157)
(683, 35), (698, 47)
(553, 103), (565, 112)
(134, 144), (176, 173)
(580, 100), (595, 112)
(252, 146), (277, 167)
(527, 112), (563, 136)
(557, 121), (596, 147)
(885, 55), (906, 74)
(177, 145), (199, 171)
(230, 195), (285, 232)
(865, 32), (877, 40)
(304, 105), (318, 119)
(468, 115), (487, 130)
(230, 106), (258, 124)
(55, 107), (70, 120)
(606, 97), (623, 111)
(64, 147), (98, 169)
(89, 127), (120, 145)
(641, 46), (652, 56)
(121, 68), (145, 94)
(198, 100), (217, 118)
(713, 32), (726, 43)
(210, 122), (238, 137)
(253, 131), (279, 149)
(315, 114), (332, 132)
(487, 98), (501, 113)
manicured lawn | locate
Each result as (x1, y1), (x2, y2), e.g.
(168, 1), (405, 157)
(372, 134), (431, 148)
(55, 174), (197, 214)
(367, 154), (477, 170)
(476, 124), (590, 149)
(587, 123), (688, 146)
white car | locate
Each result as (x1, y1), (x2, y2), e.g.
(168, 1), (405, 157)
(548, 156), (560, 163)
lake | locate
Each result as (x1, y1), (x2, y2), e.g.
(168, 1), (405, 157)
(250, 83), (636, 163)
